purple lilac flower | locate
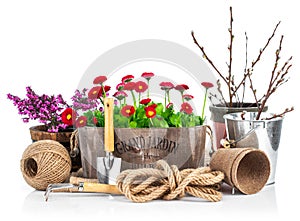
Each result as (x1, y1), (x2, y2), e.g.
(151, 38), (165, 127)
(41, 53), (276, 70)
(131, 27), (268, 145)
(7, 86), (69, 132)
(71, 88), (99, 111)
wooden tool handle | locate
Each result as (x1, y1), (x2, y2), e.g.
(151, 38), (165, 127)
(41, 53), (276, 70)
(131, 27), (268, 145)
(83, 182), (121, 195)
(104, 98), (114, 152)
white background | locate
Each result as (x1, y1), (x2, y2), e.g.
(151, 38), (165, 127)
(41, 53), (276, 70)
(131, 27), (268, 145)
(0, 0), (299, 220)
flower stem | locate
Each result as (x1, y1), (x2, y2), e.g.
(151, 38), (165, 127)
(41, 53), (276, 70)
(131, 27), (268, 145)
(101, 83), (106, 98)
(131, 91), (137, 109)
(150, 118), (154, 127)
(164, 91), (167, 110)
(147, 79), (150, 97)
(138, 92), (141, 106)
(201, 89), (208, 120)
(99, 97), (104, 106)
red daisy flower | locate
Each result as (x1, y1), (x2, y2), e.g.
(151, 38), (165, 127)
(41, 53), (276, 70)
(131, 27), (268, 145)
(75, 116), (87, 128)
(148, 103), (158, 109)
(141, 72), (154, 80)
(93, 117), (98, 125)
(175, 84), (189, 91)
(88, 86), (102, 99)
(135, 81), (148, 93)
(180, 102), (193, 115)
(102, 85), (111, 93)
(93, 75), (107, 84)
(61, 108), (76, 126)
(183, 94), (194, 101)
(145, 106), (156, 119)
(140, 98), (151, 105)
(201, 82), (214, 89)
(116, 82), (125, 91)
(88, 86), (111, 99)
(121, 105), (135, 117)
(159, 82), (174, 90)
(113, 91), (128, 100)
(166, 103), (173, 109)
(122, 74), (134, 83)
(123, 82), (136, 91)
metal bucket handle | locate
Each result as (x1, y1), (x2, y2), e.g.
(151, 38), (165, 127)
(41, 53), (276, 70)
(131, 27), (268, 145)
(220, 125), (261, 149)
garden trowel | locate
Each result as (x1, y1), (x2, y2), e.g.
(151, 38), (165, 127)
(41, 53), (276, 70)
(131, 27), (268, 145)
(97, 97), (121, 184)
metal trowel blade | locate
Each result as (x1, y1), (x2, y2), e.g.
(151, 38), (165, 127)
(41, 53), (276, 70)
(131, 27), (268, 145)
(97, 156), (121, 185)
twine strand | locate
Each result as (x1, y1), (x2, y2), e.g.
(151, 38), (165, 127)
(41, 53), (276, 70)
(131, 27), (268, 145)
(116, 160), (224, 203)
(70, 129), (79, 157)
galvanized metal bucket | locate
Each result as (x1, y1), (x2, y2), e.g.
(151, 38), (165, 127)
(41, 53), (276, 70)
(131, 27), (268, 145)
(223, 112), (283, 185)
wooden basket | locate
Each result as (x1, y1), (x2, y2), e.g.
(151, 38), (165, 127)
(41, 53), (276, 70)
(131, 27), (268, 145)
(29, 125), (81, 171)
(78, 125), (210, 179)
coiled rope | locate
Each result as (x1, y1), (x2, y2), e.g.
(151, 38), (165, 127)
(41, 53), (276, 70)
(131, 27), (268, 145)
(117, 160), (224, 203)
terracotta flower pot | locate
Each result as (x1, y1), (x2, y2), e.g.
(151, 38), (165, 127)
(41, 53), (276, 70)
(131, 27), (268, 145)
(29, 125), (81, 172)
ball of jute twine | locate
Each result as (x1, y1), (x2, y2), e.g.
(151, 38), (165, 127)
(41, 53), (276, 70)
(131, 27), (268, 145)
(20, 140), (71, 190)
(117, 160), (224, 203)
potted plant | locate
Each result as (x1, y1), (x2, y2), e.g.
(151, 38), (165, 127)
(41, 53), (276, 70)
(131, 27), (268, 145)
(7, 86), (81, 171)
(72, 73), (214, 178)
(191, 7), (293, 149)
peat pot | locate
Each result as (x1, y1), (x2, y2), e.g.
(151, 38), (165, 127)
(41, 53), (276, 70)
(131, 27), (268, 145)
(209, 103), (267, 150)
(78, 125), (211, 178)
(29, 125), (81, 172)
(223, 112), (283, 185)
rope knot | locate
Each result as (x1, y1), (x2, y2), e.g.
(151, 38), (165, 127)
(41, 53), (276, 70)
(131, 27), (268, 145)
(116, 160), (224, 203)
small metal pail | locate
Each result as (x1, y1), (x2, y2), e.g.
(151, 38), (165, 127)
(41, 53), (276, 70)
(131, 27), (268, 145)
(223, 112), (283, 185)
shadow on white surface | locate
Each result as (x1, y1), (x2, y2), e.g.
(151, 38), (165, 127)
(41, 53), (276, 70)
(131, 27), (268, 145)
(22, 183), (277, 220)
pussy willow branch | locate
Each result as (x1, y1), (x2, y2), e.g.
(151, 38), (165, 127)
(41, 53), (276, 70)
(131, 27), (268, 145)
(228, 6), (234, 106)
(217, 79), (227, 104)
(269, 35), (283, 86)
(191, 31), (226, 83)
(256, 35), (293, 120)
(251, 21), (281, 67)
(247, 69), (259, 107)
(192, 9), (288, 112)
(191, 7), (234, 106)
(246, 21), (281, 115)
(241, 32), (248, 105)
(209, 92), (226, 106)
(232, 21), (281, 108)
(272, 56), (293, 86)
(262, 107), (294, 120)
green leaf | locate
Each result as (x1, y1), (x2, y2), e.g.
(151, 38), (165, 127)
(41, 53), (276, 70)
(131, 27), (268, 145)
(195, 115), (204, 126)
(151, 116), (169, 128)
(170, 113), (182, 127)
(155, 103), (164, 115)
(129, 121), (137, 128)
(136, 107), (146, 119)
(114, 114), (128, 128)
